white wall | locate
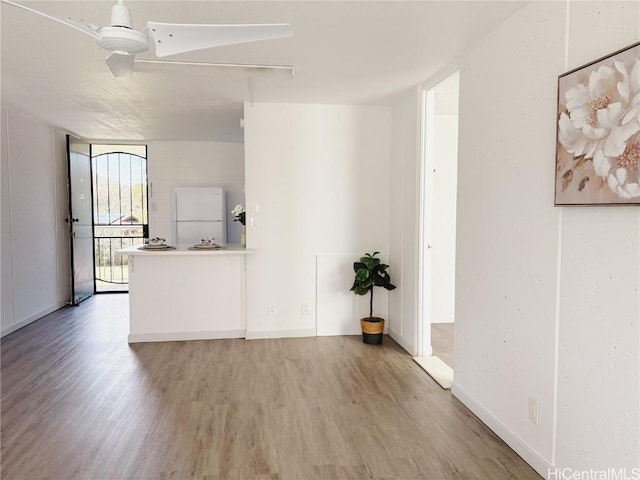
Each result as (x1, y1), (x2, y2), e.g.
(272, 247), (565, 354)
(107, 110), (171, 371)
(389, 0), (640, 475)
(1, 109), (13, 330)
(454, 2), (564, 471)
(555, 1), (639, 471)
(388, 88), (421, 354)
(430, 110), (458, 324)
(146, 141), (245, 244)
(243, 103), (392, 339)
(1, 108), (70, 336)
(451, 0), (639, 476)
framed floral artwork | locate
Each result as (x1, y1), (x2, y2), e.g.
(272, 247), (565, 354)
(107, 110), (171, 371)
(555, 41), (640, 205)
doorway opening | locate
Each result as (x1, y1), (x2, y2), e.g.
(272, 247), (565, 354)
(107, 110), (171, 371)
(415, 71), (459, 388)
(91, 145), (148, 293)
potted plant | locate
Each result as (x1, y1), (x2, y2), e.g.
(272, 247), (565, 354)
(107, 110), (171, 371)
(350, 251), (396, 344)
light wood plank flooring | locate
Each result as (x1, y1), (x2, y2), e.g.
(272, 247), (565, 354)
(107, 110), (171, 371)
(1, 295), (540, 480)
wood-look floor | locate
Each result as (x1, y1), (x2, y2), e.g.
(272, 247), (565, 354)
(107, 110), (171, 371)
(1, 295), (540, 480)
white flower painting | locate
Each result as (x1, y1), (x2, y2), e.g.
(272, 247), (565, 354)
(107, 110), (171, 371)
(555, 42), (640, 205)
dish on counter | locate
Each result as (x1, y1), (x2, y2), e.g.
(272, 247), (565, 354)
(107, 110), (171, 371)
(188, 243), (223, 250)
(138, 244), (175, 251)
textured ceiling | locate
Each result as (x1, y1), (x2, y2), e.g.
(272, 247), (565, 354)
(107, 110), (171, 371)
(1, 1), (526, 142)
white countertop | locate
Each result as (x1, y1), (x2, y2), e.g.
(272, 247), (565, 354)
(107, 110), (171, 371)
(118, 244), (253, 256)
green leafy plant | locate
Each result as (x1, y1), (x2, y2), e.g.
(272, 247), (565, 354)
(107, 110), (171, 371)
(350, 251), (396, 318)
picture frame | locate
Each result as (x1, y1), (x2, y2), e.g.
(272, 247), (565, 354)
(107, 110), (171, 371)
(554, 41), (640, 206)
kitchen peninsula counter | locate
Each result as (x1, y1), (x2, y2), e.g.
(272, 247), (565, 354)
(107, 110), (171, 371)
(118, 245), (252, 343)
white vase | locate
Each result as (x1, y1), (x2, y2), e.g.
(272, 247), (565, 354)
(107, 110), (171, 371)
(240, 225), (246, 248)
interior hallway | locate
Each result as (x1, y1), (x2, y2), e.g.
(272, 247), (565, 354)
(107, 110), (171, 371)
(432, 323), (455, 369)
(1, 295), (539, 480)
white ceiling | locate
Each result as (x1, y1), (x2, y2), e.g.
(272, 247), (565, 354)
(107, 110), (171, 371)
(1, 1), (526, 143)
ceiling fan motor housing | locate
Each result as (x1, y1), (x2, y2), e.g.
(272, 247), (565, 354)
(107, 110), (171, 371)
(94, 0), (148, 54)
(96, 26), (148, 54)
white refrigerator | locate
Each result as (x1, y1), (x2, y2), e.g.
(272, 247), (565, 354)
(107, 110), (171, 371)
(174, 187), (227, 245)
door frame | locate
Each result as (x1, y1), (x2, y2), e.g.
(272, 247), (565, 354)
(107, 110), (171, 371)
(417, 86), (434, 358)
(416, 65), (460, 358)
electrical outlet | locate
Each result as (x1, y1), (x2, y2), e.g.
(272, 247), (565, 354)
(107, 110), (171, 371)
(302, 303), (311, 315)
(528, 396), (539, 425)
(268, 305), (276, 315)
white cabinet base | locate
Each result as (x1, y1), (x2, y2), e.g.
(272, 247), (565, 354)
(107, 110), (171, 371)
(120, 246), (251, 343)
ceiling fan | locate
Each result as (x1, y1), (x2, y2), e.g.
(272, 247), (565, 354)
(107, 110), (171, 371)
(1, 0), (294, 77)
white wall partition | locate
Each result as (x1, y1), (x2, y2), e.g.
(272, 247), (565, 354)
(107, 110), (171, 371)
(452, 0), (639, 476)
(388, 88), (421, 355)
(454, 2), (566, 470)
(243, 103), (392, 339)
(554, 1), (640, 472)
(1, 108), (13, 330)
(1, 108), (70, 336)
(390, 1), (640, 476)
(146, 141), (245, 244)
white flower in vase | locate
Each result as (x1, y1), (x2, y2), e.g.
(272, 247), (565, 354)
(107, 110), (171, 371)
(231, 204), (246, 226)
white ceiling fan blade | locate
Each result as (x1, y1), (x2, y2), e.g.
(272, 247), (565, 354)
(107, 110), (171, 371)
(147, 22), (293, 58)
(0, 0), (100, 40)
(135, 58), (295, 77)
(105, 52), (135, 77)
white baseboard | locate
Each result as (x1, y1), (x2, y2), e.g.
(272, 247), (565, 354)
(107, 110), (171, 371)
(128, 329), (246, 343)
(388, 327), (418, 355)
(452, 382), (551, 478)
(1, 303), (65, 338)
(245, 328), (316, 340)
